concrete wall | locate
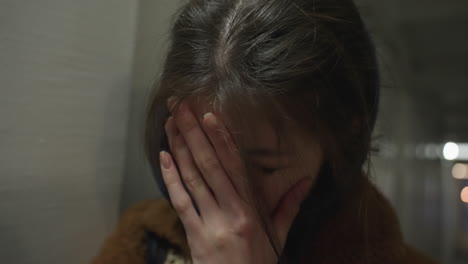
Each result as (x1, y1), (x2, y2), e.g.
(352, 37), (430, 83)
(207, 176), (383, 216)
(119, 0), (183, 210)
(0, 1), (137, 263)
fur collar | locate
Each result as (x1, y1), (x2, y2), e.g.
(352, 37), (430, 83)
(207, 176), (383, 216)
(91, 177), (438, 264)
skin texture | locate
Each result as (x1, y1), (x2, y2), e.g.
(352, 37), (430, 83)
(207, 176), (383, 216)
(160, 97), (323, 263)
(178, 96), (324, 215)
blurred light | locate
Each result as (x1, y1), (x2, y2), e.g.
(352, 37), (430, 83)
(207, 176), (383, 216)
(452, 163), (468, 179)
(443, 142), (459, 160)
(459, 144), (468, 160)
(461, 187), (468, 203)
(415, 144), (426, 159)
(424, 144), (439, 159)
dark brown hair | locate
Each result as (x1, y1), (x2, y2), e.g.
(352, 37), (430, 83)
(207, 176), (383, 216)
(144, 0), (380, 262)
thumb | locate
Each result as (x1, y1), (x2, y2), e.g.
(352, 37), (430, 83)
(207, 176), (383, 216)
(272, 177), (313, 245)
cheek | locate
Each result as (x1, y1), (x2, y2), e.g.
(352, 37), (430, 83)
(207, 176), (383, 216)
(260, 171), (308, 213)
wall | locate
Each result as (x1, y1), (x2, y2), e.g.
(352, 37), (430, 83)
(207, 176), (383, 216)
(0, 1), (137, 263)
(119, 0), (182, 210)
(359, 1), (468, 263)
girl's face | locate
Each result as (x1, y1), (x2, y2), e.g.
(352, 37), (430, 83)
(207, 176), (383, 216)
(184, 98), (324, 215)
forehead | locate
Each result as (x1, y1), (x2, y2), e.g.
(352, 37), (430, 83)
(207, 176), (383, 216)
(185, 96), (305, 152)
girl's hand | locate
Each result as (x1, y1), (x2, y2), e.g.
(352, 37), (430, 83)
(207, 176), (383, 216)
(159, 99), (312, 264)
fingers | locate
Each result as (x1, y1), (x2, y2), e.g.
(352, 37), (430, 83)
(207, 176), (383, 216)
(171, 101), (239, 205)
(165, 115), (217, 217)
(201, 113), (249, 206)
(159, 150), (202, 231)
(271, 177), (312, 246)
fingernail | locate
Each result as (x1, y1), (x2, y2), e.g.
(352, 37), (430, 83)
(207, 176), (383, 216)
(203, 112), (213, 120)
(203, 112), (217, 127)
(160, 151), (171, 169)
(167, 96), (176, 111)
(167, 115), (173, 123)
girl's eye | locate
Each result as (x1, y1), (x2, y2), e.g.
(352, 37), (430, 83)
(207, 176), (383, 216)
(251, 163), (280, 175)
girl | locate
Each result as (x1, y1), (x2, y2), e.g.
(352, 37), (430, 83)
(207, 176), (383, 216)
(92, 0), (438, 263)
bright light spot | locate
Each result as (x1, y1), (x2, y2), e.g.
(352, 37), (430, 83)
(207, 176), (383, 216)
(452, 163), (468, 179)
(443, 142), (459, 160)
(461, 187), (468, 203)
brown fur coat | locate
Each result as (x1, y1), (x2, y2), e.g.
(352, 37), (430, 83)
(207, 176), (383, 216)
(91, 178), (439, 264)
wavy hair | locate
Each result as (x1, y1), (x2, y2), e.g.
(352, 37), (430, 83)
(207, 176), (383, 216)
(144, 0), (380, 262)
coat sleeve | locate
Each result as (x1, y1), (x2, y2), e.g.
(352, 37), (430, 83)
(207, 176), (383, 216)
(90, 199), (191, 264)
